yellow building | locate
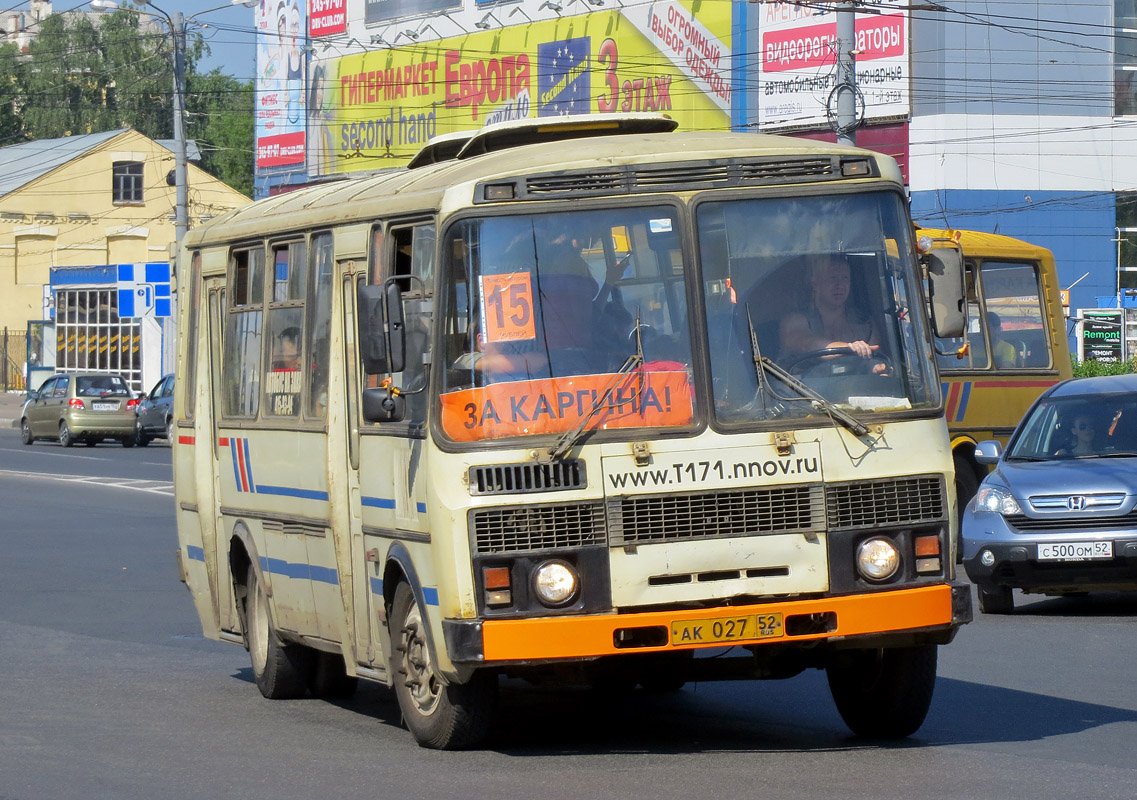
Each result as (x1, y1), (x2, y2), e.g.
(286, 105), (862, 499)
(0, 128), (249, 391)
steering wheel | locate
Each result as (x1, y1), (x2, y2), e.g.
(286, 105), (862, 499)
(782, 346), (892, 377)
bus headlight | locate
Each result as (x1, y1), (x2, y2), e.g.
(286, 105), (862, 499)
(533, 561), (578, 606)
(856, 537), (900, 581)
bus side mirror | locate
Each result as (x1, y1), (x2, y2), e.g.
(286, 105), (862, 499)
(385, 280), (406, 375)
(357, 281), (406, 375)
(362, 386), (407, 423)
(924, 247), (966, 339)
(357, 284), (390, 374)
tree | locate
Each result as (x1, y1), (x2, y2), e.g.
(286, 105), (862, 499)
(10, 6), (251, 195)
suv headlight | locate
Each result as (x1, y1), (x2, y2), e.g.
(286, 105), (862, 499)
(976, 485), (1022, 515)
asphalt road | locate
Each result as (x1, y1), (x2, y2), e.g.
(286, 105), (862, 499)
(2, 428), (1137, 800)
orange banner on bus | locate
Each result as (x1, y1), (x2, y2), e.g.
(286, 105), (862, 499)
(440, 369), (693, 442)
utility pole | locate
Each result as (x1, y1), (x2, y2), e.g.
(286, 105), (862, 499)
(833, 1), (860, 146)
(171, 11), (188, 243)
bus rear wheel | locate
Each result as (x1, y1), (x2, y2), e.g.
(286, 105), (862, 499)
(244, 565), (312, 699)
(826, 644), (937, 739)
(389, 582), (496, 749)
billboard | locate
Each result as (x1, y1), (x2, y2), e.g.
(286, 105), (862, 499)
(1080, 310), (1124, 363)
(257, 0), (307, 167)
(309, 0), (346, 38)
(757, 0), (908, 130)
(307, 1), (731, 177)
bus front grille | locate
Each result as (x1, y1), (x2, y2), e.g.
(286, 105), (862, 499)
(470, 501), (606, 554)
(468, 460), (587, 496)
(607, 485), (825, 546)
(825, 475), (947, 530)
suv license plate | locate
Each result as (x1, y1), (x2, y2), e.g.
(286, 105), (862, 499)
(671, 612), (784, 645)
(1037, 541), (1113, 561)
(92, 402), (117, 411)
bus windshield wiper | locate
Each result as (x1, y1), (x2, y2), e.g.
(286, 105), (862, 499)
(745, 306), (870, 438)
(545, 312), (646, 462)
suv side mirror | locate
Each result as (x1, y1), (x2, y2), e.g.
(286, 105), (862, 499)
(974, 440), (1003, 464)
(924, 247), (966, 339)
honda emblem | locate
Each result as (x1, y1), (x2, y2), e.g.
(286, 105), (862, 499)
(1067, 496), (1087, 511)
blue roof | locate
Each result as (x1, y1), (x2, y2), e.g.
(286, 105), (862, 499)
(0, 130), (200, 199)
(1050, 373), (1137, 397)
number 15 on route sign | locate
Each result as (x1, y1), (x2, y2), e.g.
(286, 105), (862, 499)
(480, 273), (536, 343)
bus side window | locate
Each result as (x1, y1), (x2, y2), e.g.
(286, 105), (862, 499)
(980, 261), (1049, 370)
(306, 233), (334, 419)
(223, 247), (264, 418)
(935, 262), (989, 370)
(265, 240), (307, 418)
(389, 224), (434, 426)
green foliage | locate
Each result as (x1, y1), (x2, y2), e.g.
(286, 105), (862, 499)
(1071, 356), (1137, 378)
(2, 7), (250, 195)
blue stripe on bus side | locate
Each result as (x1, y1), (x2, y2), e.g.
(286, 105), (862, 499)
(369, 577), (437, 606)
(362, 496), (396, 509)
(255, 484), (330, 501)
(229, 442), (243, 492)
(416, 502), (427, 514)
(187, 545), (205, 561)
(258, 556), (339, 585)
(957, 381), (972, 422)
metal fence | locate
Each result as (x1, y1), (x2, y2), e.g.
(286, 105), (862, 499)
(2, 328), (28, 391)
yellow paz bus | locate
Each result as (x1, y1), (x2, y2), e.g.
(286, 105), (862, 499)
(173, 115), (972, 749)
(919, 228), (1072, 538)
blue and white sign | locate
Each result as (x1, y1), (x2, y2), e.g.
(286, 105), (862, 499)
(117, 262), (171, 319)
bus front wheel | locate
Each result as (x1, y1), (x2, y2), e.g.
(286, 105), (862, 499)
(244, 565), (312, 700)
(389, 582), (496, 749)
(826, 644), (937, 739)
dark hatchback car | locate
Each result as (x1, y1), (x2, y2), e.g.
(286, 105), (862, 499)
(962, 374), (1137, 613)
(135, 373), (175, 446)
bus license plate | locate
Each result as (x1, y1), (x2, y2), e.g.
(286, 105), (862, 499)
(92, 402), (117, 411)
(1037, 541), (1112, 561)
(671, 613), (784, 645)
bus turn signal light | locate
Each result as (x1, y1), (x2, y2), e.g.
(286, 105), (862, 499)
(915, 535), (941, 574)
(483, 566), (512, 608)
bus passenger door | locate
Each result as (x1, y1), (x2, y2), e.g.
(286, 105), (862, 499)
(337, 260), (381, 668)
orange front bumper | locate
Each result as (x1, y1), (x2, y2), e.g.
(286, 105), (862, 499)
(481, 584), (958, 662)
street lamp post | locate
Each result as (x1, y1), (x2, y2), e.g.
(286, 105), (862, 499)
(91, 0), (255, 243)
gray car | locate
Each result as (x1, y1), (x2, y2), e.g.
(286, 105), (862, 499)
(962, 373), (1137, 613)
(134, 373), (174, 446)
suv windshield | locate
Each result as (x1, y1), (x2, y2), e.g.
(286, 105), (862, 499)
(696, 191), (938, 425)
(1008, 394), (1137, 460)
(440, 207), (694, 443)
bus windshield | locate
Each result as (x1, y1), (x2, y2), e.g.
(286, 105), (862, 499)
(441, 206), (694, 443)
(697, 191), (939, 424)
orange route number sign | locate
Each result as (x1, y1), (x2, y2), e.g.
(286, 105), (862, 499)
(480, 273), (536, 343)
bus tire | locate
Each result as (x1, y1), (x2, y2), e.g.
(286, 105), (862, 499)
(826, 644), (937, 739)
(245, 564), (311, 700)
(389, 581), (496, 749)
(308, 651), (358, 699)
(953, 453), (980, 563)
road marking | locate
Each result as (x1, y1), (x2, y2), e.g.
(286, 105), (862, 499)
(0, 468), (174, 496)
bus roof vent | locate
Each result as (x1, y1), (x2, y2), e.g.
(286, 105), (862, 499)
(488, 156), (868, 202)
(469, 460), (587, 496)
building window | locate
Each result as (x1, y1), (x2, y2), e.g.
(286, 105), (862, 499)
(1118, 0), (1137, 115)
(113, 161), (144, 204)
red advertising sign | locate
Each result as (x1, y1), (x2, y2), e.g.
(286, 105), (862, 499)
(257, 132), (306, 167)
(763, 13), (905, 73)
(309, 0), (346, 37)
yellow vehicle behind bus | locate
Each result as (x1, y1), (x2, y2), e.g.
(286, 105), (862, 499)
(173, 116), (971, 749)
(921, 229), (1073, 524)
